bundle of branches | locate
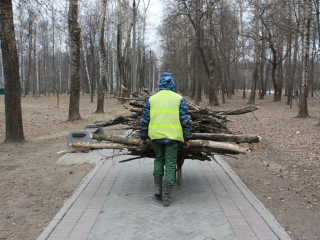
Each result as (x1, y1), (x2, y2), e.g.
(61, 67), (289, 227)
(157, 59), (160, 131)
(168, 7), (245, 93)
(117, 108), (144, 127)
(58, 86), (261, 163)
(98, 103), (258, 137)
(95, 85), (261, 141)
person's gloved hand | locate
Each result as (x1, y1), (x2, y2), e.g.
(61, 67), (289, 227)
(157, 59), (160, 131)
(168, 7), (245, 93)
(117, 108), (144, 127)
(140, 139), (147, 149)
(183, 140), (191, 149)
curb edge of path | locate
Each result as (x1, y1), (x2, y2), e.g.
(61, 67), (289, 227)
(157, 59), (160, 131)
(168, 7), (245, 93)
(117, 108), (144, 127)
(214, 154), (291, 240)
(37, 157), (107, 240)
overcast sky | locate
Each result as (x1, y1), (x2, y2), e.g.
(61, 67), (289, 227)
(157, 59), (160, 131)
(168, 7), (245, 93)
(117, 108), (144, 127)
(141, 0), (163, 58)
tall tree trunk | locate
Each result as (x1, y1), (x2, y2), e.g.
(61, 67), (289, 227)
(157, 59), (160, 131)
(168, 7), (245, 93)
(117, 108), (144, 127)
(58, 53), (62, 94)
(19, 31), (24, 96)
(0, 0), (24, 142)
(239, 0), (247, 99)
(138, 0), (150, 90)
(314, 0), (320, 124)
(259, 27), (266, 99)
(67, 0), (81, 120)
(309, 34), (316, 97)
(248, 0), (260, 104)
(25, 19), (32, 97)
(34, 24), (38, 99)
(298, 0), (311, 117)
(194, 1), (199, 105)
(83, 43), (92, 98)
(89, 34), (96, 100)
(277, 38), (284, 101)
(95, 0), (108, 113)
(208, 12), (219, 106)
(117, 0), (124, 96)
(132, 0), (137, 92)
(52, 6), (55, 97)
(43, 26), (47, 96)
(249, 66), (258, 104)
(286, 34), (293, 105)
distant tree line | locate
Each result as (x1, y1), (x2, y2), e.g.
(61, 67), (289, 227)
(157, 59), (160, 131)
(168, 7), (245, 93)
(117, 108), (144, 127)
(159, 0), (319, 118)
(1, 0), (320, 142)
(0, 0), (156, 141)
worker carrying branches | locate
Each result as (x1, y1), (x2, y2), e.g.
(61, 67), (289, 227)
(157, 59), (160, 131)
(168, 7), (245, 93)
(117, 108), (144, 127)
(140, 72), (192, 206)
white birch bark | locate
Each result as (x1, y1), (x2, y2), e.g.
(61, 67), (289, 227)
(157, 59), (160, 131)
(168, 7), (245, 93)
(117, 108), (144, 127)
(58, 53), (62, 94)
(113, 34), (118, 95)
(83, 44), (91, 96)
(95, 0), (108, 112)
(43, 27), (47, 96)
(34, 24), (37, 98)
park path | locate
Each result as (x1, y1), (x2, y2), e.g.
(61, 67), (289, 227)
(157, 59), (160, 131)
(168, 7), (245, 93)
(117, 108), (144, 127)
(37, 150), (291, 240)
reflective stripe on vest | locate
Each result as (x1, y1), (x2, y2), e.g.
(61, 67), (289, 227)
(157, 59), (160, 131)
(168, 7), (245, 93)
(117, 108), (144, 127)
(148, 90), (184, 142)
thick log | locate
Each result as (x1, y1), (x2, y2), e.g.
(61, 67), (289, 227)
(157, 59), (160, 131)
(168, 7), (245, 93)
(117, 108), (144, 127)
(71, 137), (248, 155)
(70, 141), (141, 150)
(191, 133), (261, 143)
(90, 133), (141, 145)
(188, 140), (248, 154)
(57, 147), (90, 155)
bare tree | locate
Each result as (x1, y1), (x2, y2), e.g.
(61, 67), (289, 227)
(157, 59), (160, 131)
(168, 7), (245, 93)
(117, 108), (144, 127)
(0, 0), (24, 142)
(95, 0), (108, 113)
(298, 0), (312, 117)
(67, 0), (81, 121)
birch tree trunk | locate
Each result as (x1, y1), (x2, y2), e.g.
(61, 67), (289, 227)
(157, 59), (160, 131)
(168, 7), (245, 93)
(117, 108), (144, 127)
(0, 0), (24, 142)
(67, 0), (81, 120)
(33, 24), (37, 98)
(286, 10), (294, 106)
(83, 43), (92, 98)
(43, 26), (47, 96)
(117, 0), (124, 96)
(95, 0), (108, 113)
(277, 37), (284, 101)
(25, 18), (32, 97)
(298, 0), (311, 117)
(58, 53), (62, 94)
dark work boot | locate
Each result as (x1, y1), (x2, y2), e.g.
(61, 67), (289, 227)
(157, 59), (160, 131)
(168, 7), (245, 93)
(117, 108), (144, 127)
(154, 176), (163, 198)
(162, 185), (173, 206)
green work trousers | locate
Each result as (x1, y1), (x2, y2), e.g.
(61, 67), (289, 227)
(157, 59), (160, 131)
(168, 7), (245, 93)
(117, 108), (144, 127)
(152, 142), (178, 186)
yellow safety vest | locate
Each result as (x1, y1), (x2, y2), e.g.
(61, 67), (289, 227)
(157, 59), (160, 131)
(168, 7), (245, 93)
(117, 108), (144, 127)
(148, 90), (184, 142)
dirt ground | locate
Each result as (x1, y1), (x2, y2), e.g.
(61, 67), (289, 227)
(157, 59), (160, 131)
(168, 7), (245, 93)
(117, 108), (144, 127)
(216, 94), (320, 240)
(0, 92), (319, 240)
(0, 95), (129, 240)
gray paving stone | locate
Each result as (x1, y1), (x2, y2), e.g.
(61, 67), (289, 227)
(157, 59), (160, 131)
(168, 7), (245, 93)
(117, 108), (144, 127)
(88, 159), (237, 240)
(42, 151), (289, 240)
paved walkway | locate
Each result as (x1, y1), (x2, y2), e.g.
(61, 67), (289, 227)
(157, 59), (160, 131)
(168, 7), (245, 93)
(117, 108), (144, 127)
(38, 150), (291, 240)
